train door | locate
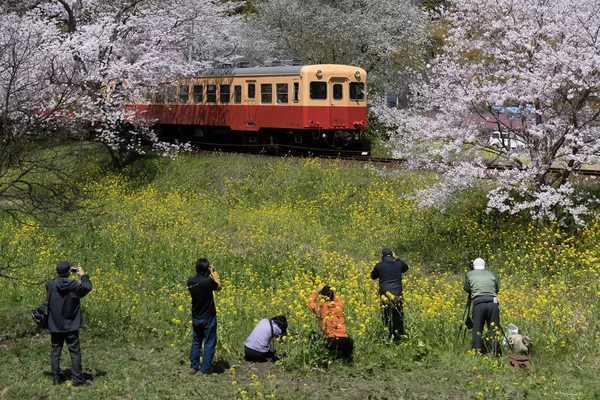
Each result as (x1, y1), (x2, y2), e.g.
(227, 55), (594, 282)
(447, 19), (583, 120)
(329, 78), (348, 128)
(246, 80), (256, 127)
(291, 79), (301, 126)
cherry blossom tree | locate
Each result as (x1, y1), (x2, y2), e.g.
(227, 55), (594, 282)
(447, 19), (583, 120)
(243, 0), (430, 92)
(0, 11), (87, 222)
(378, 0), (600, 224)
(5, 0), (239, 168)
(51, 0), (241, 167)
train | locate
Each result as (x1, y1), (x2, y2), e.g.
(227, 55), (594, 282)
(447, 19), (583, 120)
(127, 62), (370, 154)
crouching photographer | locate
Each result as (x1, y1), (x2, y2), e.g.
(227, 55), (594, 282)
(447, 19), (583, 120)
(244, 315), (288, 362)
(307, 285), (354, 362)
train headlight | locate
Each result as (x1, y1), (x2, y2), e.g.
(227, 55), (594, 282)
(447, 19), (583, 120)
(354, 71), (361, 79)
(316, 70), (323, 79)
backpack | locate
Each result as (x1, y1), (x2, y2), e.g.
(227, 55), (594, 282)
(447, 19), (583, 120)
(32, 280), (53, 329)
(32, 303), (49, 329)
(508, 333), (533, 355)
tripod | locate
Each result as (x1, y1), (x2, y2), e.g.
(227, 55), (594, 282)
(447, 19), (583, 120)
(486, 323), (510, 356)
(455, 297), (472, 344)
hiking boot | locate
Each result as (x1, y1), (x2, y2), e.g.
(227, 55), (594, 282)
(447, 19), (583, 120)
(187, 368), (199, 376)
(52, 379), (64, 386)
(72, 380), (91, 387)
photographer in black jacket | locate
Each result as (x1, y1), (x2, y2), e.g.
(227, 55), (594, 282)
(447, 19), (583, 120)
(371, 248), (409, 343)
(46, 261), (93, 386)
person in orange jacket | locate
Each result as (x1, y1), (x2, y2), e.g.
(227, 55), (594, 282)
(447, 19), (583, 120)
(307, 285), (353, 362)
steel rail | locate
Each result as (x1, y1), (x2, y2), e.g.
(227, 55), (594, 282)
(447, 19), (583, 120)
(167, 136), (600, 177)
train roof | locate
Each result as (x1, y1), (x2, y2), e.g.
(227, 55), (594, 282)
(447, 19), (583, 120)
(194, 66), (303, 77)
(192, 64), (364, 78)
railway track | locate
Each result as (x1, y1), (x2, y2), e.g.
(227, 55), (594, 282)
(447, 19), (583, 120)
(176, 137), (600, 178)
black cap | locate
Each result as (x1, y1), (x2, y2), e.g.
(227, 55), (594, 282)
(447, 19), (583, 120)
(382, 248), (393, 257)
(320, 285), (334, 300)
(56, 260), (72, 276)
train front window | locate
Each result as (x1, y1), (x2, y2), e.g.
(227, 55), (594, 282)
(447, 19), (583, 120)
(333, 84), (343, 100)
(350, 82), (365, 101)
(179, 85), (189, 103)
(261, 84), (272, 104)
(167, 86), (177, 103)
(220, 85), (230, 103)
(207, 85), (217, 103)
(310, 82), (327, 100)
(276, 83), (288, 104)
(234, 85), (242, 103)
(248, 83), (255, 99)
(193, 85), (203, 103)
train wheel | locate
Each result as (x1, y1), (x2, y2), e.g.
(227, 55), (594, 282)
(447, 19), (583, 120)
(323, 130), (352, 150)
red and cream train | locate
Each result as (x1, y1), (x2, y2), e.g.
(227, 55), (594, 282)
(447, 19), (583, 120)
(127, 63), (369, 153)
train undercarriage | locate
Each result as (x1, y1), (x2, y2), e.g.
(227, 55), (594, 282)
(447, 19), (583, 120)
(154, 124), (371, 156)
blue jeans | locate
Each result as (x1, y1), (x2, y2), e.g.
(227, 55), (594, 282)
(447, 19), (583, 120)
(190, 316), (217, 373)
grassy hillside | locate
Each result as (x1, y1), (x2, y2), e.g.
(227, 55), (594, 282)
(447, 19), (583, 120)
(1, 150), (599, 399)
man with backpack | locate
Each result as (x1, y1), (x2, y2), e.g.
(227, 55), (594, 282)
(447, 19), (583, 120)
(464, 257), (500, 354)
(47, 261), (93, 386)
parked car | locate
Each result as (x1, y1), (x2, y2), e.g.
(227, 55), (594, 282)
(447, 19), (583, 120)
(488, 131), (525, 150)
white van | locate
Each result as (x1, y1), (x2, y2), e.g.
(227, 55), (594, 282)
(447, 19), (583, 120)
(488, 131), (525, 150)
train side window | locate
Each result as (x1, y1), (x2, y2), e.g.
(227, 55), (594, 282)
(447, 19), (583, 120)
(294, 82), (299, 102)
(333, 84), (343, 100)
(167, 86), (177, 104)
(276, 83), (288, 104)
(179, 85), (189, 104)
(193, 85), (203, 103)
(155, 88), (165, 104)
(145, 90), (154, 104)
(207, 85), (217, 103)
(248, 83), (255, 99)
(310, 82), (327, 100)
(350, 82), (365, 101)
(220, 85), (230, 104)
(233, 85), (242, 103)
(261, 84), (272, 104)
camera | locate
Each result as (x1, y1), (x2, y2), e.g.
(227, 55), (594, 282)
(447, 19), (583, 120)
(71, 267), (78, 273)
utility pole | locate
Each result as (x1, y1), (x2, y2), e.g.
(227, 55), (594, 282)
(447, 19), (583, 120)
(188, 19), (194, 63)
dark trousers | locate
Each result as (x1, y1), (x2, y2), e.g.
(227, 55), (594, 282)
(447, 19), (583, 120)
(471, 301), (500, 354)
(382, 298), (405, 342)
(50, 330), (84, 383)
(325, 337), (354, 362)
(244, 345), (279, 362)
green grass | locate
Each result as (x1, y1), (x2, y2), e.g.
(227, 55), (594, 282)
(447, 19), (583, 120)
(1, 149), (600, 399)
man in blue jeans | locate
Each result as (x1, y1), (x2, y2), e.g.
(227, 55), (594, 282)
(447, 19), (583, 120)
(187, 258), (222, 375)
